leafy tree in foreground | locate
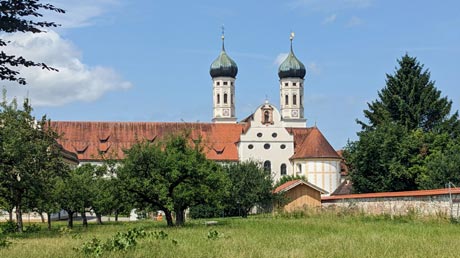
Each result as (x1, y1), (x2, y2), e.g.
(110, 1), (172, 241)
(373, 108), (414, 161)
(347, 54), (460, 193)
(0, 0), (65, 85)
(223, 161), (273, 218)
(0, 90), (66, 232)
(56, 164), (99, 228)
(118, 132), (228, 226)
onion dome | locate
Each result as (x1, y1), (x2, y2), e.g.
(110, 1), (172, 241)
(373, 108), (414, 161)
(278, 32), (306, 79)
(210, 34), (238, 78)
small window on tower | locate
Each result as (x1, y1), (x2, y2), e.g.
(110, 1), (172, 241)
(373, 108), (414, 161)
(293, 82), (297, 86)
(293, 94), (297, 105)
(217, 82), (220, 86)
(285, 95), (289, 105)
(217, 94), (220, 104)
(284, 82), (288, 86)
(231, 82), (234, 86)
(231, 94), (234, 104)
(223, 81), (228, 85)
(224, 93), (228, 104)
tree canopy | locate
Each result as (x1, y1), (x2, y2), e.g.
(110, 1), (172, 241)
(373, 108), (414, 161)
(0, 90), (68, 232)
(358, 54), (459, 134)
(118, 132), (228, 226)
(347, 55), (460, 193)
(223, 161), (274, 218)
(0, 0), (65, 85)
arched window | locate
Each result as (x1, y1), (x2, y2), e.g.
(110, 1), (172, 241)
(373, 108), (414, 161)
(293, 94), (297, 105)
(231, 94), (234, 104)
(280, 164), (287, 176)
(285, 95), (289, 105)
(224, 93), (228, 104)
(263, 160), (271, 173)
(217, 94), (220, 104)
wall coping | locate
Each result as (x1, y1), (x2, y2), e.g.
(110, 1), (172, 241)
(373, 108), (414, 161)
(322, 187), (460, 201)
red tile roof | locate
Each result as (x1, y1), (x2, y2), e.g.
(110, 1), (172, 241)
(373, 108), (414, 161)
(288, 127), (340, 159)
(322, 187), (460, 201)
(51, 121), (243, 162)
(274, 179), (328, 194)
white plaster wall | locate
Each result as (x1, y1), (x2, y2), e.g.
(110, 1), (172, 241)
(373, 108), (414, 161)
(294, 159), (341, 195)
(238, 103), (295, 183)
(212, 77), (236, 121)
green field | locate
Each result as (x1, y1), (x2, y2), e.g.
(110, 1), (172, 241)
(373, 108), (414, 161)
(1, 213), (460, 258)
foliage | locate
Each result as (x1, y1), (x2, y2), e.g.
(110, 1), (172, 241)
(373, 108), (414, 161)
(358, 54), (460, 134)
(274, 174), (307, 188)
(0, 90), (68, 232)
(118, 132), (229, 226)
(347, 55), (460, 193)
(207, 229), (222, 240)
(0, 0), (65, 85)
(0, 220), (16, 234)
(0, 234), (12, 249)
(223, 160), (274, 217)
(189, 203), (223, 219)
(24, 223), (41, 233)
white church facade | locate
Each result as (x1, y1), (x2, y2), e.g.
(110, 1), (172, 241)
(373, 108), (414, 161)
(52, 34), (343, 195)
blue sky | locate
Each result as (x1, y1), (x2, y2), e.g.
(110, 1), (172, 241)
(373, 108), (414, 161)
(3, 0), (460, 149)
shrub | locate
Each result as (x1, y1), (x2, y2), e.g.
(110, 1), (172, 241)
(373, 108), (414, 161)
(0, 220), (17, 234)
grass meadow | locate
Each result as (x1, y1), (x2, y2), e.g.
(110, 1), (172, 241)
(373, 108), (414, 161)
(1, 212), (460, 258)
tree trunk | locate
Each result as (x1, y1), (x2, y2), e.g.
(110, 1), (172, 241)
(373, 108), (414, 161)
(175, 208), (185, 226)
(81, 210), (88, 228)
(114, 210), (119, 222)
(16, 204), (23, 232)
(40, 212), (45, 223)
(96, 213), (103, 225)
(67, 211), (74, 228)
(8, 208), (13, 221)
(47, 213), (52, 230)
(164, 209), (174, 227)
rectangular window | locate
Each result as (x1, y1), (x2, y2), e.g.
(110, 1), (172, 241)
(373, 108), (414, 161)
(293, 82), (297, 86)
(223, 81), (228, 85)
(216, 82), (220, 86)
(284, 82), (288, 86)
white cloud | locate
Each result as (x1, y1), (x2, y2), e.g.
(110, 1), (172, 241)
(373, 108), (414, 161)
(2, 31), (132, 106)
(346, 16), (363, 27)
(45, 0), (122, 28)
(274, 53), (289, 66)
(323, 14), (337, 24)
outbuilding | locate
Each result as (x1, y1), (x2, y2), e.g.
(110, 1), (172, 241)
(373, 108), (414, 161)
(274, 179), (328, 212)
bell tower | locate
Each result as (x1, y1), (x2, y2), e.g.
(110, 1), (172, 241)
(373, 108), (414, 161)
(278, 32), (307, 128)
(209, 29), (238, 123)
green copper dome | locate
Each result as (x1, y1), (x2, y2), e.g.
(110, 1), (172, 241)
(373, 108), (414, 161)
(278, 37), (306, 79)
(210, 37), (238, 78)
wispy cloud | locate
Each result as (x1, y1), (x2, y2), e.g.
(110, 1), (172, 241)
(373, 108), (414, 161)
(290, 0), (373, 12)
(346, 16), (363, 27)
(307, 62), (321, 74)
(274, 53), (289, 66)
(46, 0), (122, 29)
(322, 14), (337, 24)
(3, 31), (132, 106)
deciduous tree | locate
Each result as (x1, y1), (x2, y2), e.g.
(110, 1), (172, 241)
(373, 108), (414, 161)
(0, 0), (65, 85)
(118, 132), (228, 226)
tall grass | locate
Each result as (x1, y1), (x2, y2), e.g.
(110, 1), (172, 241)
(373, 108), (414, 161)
(1, 212), (460, 258)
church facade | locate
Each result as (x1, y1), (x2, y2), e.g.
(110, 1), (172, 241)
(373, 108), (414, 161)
(52, 34), (343, 195)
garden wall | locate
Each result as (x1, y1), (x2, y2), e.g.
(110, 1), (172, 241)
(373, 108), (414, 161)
(322, 188), (460, 219)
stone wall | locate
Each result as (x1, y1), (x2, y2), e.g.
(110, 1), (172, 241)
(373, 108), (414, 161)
(322, 188), (460, 219)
